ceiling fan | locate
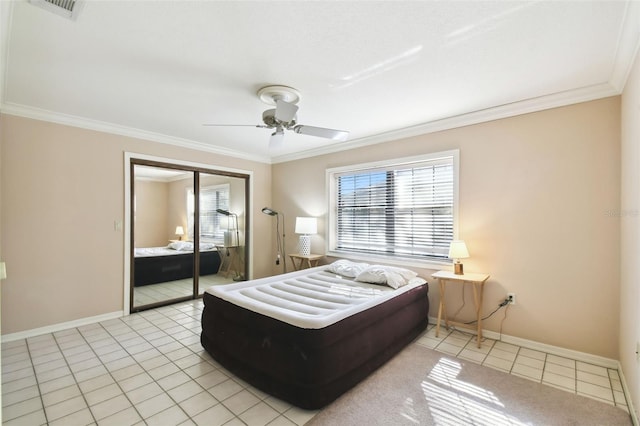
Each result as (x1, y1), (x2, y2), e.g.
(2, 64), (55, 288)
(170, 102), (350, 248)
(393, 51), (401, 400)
(204, 85), (349, 149)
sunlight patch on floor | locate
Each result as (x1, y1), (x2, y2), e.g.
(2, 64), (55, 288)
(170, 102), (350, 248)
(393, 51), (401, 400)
(421, 357), (527, 426)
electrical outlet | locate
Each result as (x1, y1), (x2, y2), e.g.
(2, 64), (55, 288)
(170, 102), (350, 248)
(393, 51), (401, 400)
(507, 293), (516, 305)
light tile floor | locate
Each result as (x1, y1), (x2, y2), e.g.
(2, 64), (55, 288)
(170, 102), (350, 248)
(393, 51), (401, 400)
(2, 299), (631, 425)
(133, 274), (234, 307)
(2, 300), (318, 426)
(416, 325), (630, 413)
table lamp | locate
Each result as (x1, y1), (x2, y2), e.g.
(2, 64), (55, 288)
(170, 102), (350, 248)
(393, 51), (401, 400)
(175, 226), (185, 241)
(448, 240), (469, 275)
(295, 217), (317, 256)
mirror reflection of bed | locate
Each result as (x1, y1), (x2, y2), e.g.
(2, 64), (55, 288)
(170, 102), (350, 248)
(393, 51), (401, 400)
(133, 242), (235, 306)
(132, 164), (247, 311)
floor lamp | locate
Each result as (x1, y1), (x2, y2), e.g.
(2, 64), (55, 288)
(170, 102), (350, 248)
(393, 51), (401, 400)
(216, 209), (239, 247)
(216, 208), (242, 280)
(262, 207), (287, 273)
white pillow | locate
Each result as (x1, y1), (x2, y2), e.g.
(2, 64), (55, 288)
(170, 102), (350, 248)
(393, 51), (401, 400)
(168, 241), (193, 251)
(326, 259), (370, 278)
(355, 265), (419, 289)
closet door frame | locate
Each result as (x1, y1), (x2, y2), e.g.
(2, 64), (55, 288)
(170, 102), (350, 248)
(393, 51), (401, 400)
(124, 153), (252, 315)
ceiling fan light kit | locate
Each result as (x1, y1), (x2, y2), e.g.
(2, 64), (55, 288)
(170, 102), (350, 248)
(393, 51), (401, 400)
(206, 85), (349, 148)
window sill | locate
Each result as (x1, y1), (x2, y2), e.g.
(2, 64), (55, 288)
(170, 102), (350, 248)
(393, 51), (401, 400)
(326, 250), (451, 272)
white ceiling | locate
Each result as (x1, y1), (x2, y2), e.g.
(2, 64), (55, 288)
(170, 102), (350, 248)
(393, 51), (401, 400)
(1, 1), (639, 164)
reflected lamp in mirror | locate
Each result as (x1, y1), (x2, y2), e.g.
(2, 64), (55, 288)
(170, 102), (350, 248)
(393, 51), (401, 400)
(295, 217), (317, 256)
(216, 209), (239, 247)
(448, 240), (470, 275)
(175, 226), (185, 241)
(0, 262), (6, 280)
(261, 207), (278, 216)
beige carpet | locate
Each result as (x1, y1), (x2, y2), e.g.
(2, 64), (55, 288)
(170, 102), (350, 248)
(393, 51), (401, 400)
(307, 344), (632, 426)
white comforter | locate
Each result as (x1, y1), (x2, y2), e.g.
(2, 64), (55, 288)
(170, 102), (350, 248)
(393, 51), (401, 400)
(205, 266), (426, 329)
(134, 245), (217, 258)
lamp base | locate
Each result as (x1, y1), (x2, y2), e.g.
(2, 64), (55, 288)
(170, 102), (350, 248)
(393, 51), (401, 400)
(299, 235), (311, 256)
(454, 262), (464, 275)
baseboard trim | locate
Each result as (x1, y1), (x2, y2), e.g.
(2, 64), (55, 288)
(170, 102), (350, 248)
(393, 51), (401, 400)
(616, 361), (639, 426)
(427, 316), (619, 368)
(1, 311), (124, 343)
(486, 330), (620, 369)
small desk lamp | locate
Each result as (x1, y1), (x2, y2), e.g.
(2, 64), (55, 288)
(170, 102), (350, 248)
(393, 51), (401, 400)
(175, 226), (185, 241)
(295, 217), (317, 256)
(448, 240), (469, 275)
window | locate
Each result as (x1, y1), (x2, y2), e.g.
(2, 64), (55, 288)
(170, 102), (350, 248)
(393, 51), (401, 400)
(327, 151), (458, 264)
(187, 184), (230, 243)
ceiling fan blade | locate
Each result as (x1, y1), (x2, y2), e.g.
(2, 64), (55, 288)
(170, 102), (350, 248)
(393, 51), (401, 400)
(293, 125), (349, 141)
(275, 100), (298, 123)
(269, 128), (285, 149)
(202, 124), (266, 128)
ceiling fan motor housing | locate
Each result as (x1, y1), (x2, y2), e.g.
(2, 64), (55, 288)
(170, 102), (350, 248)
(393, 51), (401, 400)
(262, 108), (296, 128)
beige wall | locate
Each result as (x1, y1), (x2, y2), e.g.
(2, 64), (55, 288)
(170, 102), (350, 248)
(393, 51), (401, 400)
(135, 179), (170, 247)
(167, 175), (192, 241)
(620, 48), (640, 419)
(273, 97), (621, 359)
(0, 114), (273, 334)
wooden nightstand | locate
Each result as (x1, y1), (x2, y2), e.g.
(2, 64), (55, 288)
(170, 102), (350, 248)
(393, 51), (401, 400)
(432, 270), (490, 348)
(289, 253), (324, 271)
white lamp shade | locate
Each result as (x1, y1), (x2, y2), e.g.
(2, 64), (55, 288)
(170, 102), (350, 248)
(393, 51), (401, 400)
(448, 240), (470, 259)
(0, 262), (6, 280)
(175, 226), (185, 236)
(295, 217), (317, 235)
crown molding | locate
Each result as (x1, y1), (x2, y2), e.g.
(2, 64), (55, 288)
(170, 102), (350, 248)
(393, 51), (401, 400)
(0, 1), (14, 108)
(0, 79), (621, 167)
(610, 0), (640, 92)
(271, 81), (620, 164)
(0, 102), (272, 164)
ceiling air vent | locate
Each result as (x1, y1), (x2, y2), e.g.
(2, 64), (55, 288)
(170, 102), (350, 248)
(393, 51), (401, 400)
(28, 0), (83, 20)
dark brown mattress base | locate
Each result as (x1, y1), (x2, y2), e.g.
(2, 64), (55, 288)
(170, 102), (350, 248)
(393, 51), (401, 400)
(134, 250), (220, 286)
(200, 282), (429, 409)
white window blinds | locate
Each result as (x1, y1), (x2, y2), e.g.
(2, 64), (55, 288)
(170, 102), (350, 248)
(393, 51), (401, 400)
(200, 186), (229, 240)
(187, 184), (229, 242)
(333, 155), (455, 260)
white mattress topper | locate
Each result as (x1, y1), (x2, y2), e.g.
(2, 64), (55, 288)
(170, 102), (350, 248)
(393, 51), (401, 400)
(205, 266), (426, 329)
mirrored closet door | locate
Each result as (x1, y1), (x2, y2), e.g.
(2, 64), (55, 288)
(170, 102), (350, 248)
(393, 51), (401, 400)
(130, 161), (249, 312)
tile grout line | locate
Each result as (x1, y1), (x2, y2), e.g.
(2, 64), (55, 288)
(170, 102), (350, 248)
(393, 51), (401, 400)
(49, 329), (99, 425)
(507, 346), (521, 376)
(22, 339), (49, 425)
(96, 311), (196, 422)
